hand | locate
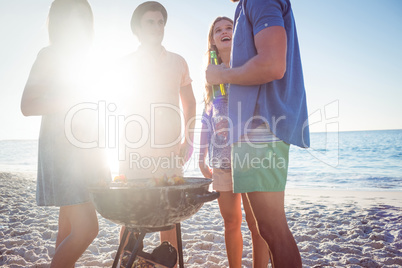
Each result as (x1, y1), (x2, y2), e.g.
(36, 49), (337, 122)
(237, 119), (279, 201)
(206, 63), (227, 85)
(215, 119), (229, 139)
(199, 159), (212, 179)
(179, 142), (193, 166)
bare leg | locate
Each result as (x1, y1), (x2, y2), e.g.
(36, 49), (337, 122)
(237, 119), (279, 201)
(160, 228), (178, 249)
(246, 191), (301, 268)
(56, 207), (71, 249)
(218, 191), (243, 268)
(119, 226), (126, 242)
(119, 226), (129, 254)
(160, 228), (178, 268)
(242, 193), (270, 268)
(50, 202), (99, 268)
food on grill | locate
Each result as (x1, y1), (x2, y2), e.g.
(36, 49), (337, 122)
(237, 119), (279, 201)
(111, 174), (185, 188)
(154, 175), (185, 186)
(113, 174), (127, 183)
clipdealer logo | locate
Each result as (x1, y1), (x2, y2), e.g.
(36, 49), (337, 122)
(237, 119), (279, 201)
(63, 100), (340, 168)
(63, 101), (195, 161)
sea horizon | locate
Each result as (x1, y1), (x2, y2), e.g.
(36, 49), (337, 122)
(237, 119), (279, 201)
(1, 129), (401, 192)
(1, 128), (402, 142)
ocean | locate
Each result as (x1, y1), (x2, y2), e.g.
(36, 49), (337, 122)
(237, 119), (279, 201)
(1, 129), (401, 191)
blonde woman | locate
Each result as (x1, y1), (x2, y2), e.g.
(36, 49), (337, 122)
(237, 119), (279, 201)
(199, 16), (270, 268)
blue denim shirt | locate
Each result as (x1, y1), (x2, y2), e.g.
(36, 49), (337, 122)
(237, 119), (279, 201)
(229, 0), (310, 148)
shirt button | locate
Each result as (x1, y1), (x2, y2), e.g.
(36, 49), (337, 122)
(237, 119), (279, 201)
(264, 23), (268, 27)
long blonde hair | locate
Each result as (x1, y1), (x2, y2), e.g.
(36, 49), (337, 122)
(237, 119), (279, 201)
(204, 16), (234, 107)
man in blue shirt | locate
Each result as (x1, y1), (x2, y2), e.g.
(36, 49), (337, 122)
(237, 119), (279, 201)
(206, 0), (309, 266)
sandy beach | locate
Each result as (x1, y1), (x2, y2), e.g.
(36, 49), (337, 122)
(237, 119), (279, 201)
(1, 172), (401, 268)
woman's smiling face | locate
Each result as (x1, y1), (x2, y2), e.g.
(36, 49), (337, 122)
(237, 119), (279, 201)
(212, 19), (233, 51)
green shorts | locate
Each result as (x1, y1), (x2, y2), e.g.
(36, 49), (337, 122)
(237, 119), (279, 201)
(231, 141), (290, 193)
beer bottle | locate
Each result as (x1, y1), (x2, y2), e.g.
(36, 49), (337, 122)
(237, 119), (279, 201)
(210, 50), (226, 98)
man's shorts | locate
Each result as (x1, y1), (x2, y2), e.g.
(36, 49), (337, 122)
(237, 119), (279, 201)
(231, 140), (290, 193)
(212, 168), (232, 192)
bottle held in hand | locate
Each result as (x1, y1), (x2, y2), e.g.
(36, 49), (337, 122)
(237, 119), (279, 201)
(210, 50), (226, 98)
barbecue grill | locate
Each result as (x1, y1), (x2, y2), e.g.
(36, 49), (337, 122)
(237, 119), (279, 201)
(89, 177), (219, 268)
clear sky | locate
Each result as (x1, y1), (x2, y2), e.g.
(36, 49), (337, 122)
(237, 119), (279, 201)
(1, 0), (401, 140)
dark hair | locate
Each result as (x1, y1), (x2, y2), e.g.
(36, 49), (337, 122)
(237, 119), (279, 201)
(205, 16), (234, 107)
(48, 0), (94, 46)
(130, 1), (168, 36)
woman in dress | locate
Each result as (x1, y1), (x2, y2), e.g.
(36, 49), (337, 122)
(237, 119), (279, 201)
(21, 0), (110, 267)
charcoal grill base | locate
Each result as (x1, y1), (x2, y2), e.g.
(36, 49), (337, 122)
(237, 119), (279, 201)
(89, 178), (219, 268)
(112, 224), (184, 268)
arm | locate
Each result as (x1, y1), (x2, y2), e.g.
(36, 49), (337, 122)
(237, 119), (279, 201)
(198, 123), (212, 179)
(21, 84), (69, 116)
(21, 51), (53, 116)
(21, 49), (72, 116)
(206, 26), (287, 86)
(179, 84), (196, 163)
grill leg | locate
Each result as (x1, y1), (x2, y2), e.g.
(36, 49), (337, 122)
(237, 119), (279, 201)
(176, 223), (184, 268)
(126, 232), (146, 268)
(112, 227), (129, 268)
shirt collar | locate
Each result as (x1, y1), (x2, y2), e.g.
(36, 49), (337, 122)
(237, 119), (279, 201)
(136, 45), (167, 60)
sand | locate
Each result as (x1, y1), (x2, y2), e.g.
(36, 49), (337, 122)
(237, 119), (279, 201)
(0, 172), (401, 268)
